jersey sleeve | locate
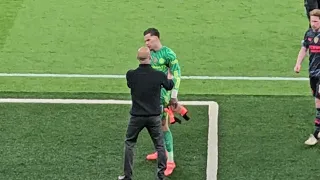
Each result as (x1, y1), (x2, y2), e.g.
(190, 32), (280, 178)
(166, 49), (181, 98)
(302, 31), (310, 49)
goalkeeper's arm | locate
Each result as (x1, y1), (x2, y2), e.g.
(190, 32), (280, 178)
(167, 59), (181, 99)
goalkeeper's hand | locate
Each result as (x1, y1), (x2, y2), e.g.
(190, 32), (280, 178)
(167, 69), (173, 79)
(169, 98), (178, 109)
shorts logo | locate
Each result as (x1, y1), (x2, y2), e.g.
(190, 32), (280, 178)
(314, 36), (319, 43)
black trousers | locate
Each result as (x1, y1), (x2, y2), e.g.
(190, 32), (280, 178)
(305, 0), (320, 21)
(123, 115), (167, 180)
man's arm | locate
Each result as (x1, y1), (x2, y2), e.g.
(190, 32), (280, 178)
(166, 49), (181, 99)
(296, 47), (308, 65)
(294, 32), (309, 73)
(126, 70), (133, 88)
(161, 72), (174, 91)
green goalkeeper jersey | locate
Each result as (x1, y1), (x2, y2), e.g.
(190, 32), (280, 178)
(150, 46), (181, 99)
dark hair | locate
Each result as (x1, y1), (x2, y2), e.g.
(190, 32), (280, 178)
(143, 28), (160, 38)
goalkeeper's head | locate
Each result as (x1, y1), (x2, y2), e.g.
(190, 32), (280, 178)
(143, 28), (161, 51)
(137, 46), (151, 64)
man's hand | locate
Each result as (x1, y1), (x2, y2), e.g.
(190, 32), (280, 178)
(169, 98), (178, 109)
(294, 64), (301, 73)
(167, 70), (173, 79)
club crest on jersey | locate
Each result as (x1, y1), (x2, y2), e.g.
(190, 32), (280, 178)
(315, 36), (319, 43)
(153, 57), (158, 63)
(159, 58), (165, 64)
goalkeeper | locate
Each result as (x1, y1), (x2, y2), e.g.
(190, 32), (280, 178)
(142, 28), (189, 176)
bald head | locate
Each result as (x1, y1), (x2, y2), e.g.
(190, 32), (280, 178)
(137, 47), (151, 63)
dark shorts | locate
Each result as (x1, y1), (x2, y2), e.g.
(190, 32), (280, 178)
(310, 76), (320, 98)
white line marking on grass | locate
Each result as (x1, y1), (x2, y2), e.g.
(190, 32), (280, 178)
(0, 73), (309, 81)
(0, 98), (219, 180)
(207, 100), (219, 180)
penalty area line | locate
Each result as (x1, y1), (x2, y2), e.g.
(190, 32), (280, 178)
(0, 73), (309, 81)
(0, 98), (219, 180)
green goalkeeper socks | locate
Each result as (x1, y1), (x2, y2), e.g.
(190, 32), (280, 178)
(164, 130), (174, 162)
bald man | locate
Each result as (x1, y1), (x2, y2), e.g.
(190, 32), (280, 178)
(136, 46), (150, 61)
(118, 47), (174, 180)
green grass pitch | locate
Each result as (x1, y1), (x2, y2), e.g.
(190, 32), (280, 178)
(1, 0), (320, 180)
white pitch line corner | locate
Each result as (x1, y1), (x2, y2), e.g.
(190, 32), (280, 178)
(0, 98), (219, 180)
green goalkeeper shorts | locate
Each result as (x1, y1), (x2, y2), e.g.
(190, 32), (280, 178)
(160, 88), (171, 120)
